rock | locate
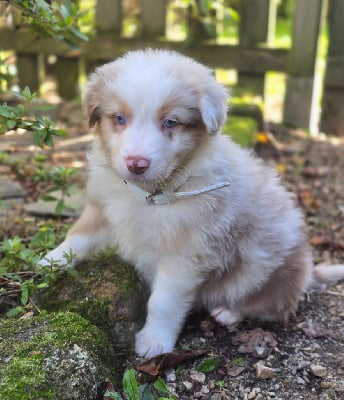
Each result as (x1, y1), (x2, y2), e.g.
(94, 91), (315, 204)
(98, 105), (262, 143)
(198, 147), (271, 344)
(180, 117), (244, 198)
(255, 362), (276, 379)
(182, 381), (193, 391)
(24, 188), (86, 217)
(190, 370), (206, 384)
(247, 388), (258, 399)
(165, 368), (177, 382)
(0, 178), (25, 199)
(309, 364), (327, 377)
(202, 385), (210, 394)
(296, 377), (306, 385)
(0, 312), (114, 400)
(35, 248), (149, 356)
(210, 393), (223, 400)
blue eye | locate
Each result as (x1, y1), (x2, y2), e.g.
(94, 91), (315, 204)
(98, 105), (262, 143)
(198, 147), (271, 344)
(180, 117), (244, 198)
(115, 114), (126, 125)
(163, 118), (177, 129)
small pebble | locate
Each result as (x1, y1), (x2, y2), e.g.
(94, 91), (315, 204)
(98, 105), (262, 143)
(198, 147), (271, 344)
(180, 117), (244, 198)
(164, 367), (176, 382)
(310, 364), (327, 377)
(296, 377), (306, 385)
(210, 393), (223, 400)
(202, 385), (210, 394)
(255, 362), (276, 379)
(182, 381), (193, 391)
(190, 370), (206, 384)
(247, 388), (257, 399)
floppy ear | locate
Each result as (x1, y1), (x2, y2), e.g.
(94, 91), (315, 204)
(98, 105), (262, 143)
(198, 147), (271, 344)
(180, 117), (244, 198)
(200, 82), (228, 135)
(83, 71), (104, 128)
(84, 60), (120, 128)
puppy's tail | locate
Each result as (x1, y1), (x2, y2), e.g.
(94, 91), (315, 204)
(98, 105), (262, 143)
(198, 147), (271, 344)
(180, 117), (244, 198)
(309, 264), (344, 290)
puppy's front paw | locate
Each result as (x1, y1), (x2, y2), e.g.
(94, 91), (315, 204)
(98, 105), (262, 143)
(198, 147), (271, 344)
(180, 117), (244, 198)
(38, 242), (76, 270)
(135, 327), (175, 358)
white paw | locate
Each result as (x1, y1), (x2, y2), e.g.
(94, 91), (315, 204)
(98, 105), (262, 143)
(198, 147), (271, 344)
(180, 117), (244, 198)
(135, 327), (175, 358)
(38, 242), (77, 269)
(211, 306), (241, 327)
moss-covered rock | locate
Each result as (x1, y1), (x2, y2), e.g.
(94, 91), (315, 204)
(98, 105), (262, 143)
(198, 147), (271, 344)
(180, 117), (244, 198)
(0, 312), (115, 400)
(36, 248), (149, 357)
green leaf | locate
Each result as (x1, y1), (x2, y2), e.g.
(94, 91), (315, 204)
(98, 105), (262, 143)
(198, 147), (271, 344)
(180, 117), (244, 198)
(44, 133), (55, 147)
(231, 357), (245, 367)
(33, 130), (43, 147)
(55, 199), (65, 215)
(123, 369), (138, 400)
(66, 268), (79, 279)
(138, 384), (155, 400)
(153, 377), (171, 396)
(37, 282), (49, 289)
(6, 119), (17, 129)
(197, 358), (218, 373)
(41, 194), (59, 202)
(69, 26), (89, 42)
(103, 391), (123, 400)
(21, 285), (29, 305)
(6, 306), (23, 317)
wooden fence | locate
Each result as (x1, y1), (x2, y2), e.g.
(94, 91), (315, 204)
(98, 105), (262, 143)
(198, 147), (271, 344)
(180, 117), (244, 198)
(0, 0), (343, 134)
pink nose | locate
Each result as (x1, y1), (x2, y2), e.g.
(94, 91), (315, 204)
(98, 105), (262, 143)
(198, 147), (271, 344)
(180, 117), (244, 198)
(125, 156), (151, 175)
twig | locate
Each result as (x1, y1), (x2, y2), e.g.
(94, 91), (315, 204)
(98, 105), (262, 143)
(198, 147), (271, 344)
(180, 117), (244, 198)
(324, 290), (344, 297)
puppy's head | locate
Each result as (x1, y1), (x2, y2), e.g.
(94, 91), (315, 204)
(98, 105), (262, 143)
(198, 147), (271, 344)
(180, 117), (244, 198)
(83, 49), (227, 184)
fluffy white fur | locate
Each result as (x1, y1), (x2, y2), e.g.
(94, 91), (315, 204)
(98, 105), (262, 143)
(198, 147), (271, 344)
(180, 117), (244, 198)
(42, 49), (344, 358)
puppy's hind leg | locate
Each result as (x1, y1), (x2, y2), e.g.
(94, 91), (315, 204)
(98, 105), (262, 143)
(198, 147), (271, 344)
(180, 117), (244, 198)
(40, 200), (111, 269)
(210, 306), (243, 327)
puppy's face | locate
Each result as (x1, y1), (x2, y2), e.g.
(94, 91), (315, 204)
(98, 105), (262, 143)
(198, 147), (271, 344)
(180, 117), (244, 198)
(84, 50), (227, 185)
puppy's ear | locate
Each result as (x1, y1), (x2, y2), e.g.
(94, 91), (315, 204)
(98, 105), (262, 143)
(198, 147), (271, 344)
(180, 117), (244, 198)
(200, 82), (228, 135)
(83, 70), (104, 128)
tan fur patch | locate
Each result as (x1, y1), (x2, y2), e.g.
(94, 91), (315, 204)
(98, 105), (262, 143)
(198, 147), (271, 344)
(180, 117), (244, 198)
(69, 200), (109, 237)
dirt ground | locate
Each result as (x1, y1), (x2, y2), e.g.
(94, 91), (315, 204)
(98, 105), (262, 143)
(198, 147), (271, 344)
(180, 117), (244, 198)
(0, 103), (343, 399)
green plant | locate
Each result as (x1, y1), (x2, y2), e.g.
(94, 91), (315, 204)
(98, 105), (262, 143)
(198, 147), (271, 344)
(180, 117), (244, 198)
(0, 87), (66, 147)
(104, 369), (177, 400)
(9, 0), (88, 46)
(0, 225), (72, 316)
(35, 165), (78, 216)
(197, 358), (218, 373)
(216, 380), (225, 390)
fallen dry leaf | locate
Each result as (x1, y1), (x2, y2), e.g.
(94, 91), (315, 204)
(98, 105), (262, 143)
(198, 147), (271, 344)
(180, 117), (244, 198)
(298, 190), (320, 212)
(299, 320), (335, 339)
(310, 235), (335, 247)
(134, 350), (206, 376)
(232, 328), (278, 358)
(226, 365), (245, 377)
(302, 166), (321, 178)
(310, 235), (344, 251)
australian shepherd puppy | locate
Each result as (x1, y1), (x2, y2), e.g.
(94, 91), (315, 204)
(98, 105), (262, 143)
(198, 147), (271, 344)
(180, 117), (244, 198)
(42, 49), (344, 358)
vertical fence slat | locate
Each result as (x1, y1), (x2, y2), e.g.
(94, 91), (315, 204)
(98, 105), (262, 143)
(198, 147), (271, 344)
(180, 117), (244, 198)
(141, 0), (167, 37)
(238, 0), (277, 97)
(56, 57), (80, 100)
(320, 0), (344, 135)
(96, 0), (122, 33)
(16, 54), (41, 93)
(283, 0), (323, 129)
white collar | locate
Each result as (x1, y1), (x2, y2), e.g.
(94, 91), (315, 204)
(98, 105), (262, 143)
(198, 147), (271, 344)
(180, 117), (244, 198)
(123, 169), (230, 205)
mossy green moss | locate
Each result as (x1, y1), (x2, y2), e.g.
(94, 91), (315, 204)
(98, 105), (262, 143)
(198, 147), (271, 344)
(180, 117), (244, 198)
(35, 248), (148, 358)
(0, 312), (115, 400)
